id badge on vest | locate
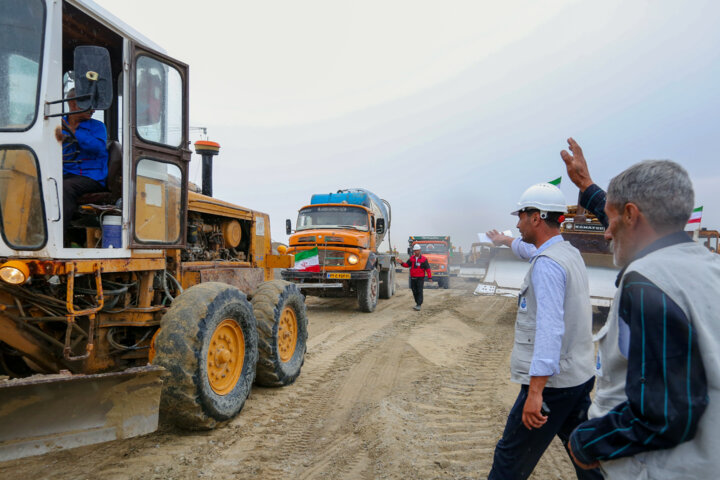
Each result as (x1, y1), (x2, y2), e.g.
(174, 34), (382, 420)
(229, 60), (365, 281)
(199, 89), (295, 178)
(593, 321), (610, 377)
(517, 282), (529, 314)
(518, 295), (528, 314)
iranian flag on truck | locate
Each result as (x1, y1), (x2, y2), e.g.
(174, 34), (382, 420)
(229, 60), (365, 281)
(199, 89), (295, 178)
(293, 247), (320, 272)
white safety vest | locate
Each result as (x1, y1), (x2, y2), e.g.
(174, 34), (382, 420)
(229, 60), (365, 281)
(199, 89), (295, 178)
(510, 241), (595, 388)
(593, 241), (720, 479)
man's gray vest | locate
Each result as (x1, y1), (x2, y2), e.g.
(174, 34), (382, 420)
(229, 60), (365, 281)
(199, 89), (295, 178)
(510, 240), (595, 388)
(592, 241), (720, 479)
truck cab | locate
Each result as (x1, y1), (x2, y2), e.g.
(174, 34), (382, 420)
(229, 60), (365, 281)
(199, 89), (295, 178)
(1, 0), (191, 260)
(408, 236), (451, 289)
(282, 189), (396, 312)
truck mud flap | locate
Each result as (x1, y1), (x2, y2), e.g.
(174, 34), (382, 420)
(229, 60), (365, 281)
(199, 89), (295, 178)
(0, 365), (165, 461)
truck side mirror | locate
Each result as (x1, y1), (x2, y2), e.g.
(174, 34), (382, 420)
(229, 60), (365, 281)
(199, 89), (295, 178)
(74, 46), (113, 110)
(407, 247), (412, 255)
(286, 219), (292, 235)
(376, 218), (385, 234)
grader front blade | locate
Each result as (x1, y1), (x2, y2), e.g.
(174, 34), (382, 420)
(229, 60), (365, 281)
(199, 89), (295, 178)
(477, 247), (619, 307)
(0, 365), (164, 461)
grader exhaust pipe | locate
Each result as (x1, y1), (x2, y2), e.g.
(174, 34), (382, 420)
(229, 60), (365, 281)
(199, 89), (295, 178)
(195, 140), (220, 197)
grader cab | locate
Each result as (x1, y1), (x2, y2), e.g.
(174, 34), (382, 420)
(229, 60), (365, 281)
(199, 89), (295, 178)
(0, 0), (307, 460)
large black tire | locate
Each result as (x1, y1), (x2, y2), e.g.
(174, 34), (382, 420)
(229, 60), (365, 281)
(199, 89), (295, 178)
(441, 276), (450, 289)
(152, 282), (258, 430)
(379, 267), (395, 299)
(357, 268), (379, 312)
(251, 280), (308, 387)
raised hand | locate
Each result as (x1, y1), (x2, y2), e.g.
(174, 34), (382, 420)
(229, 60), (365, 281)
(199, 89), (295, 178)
(486, 229), (513, 247)
(560, 137), (594, 191)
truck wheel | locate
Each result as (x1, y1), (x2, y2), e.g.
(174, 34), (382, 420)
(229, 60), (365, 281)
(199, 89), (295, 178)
(379, 268), (395, 299)
(251, 280), (308, 387)
(442, 277), (450, 289)
(153, 282), (258, 430)
(357, 268), (379, 312)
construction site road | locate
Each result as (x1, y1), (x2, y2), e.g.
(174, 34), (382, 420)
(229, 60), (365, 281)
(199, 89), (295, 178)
(1, 274), (577, 480)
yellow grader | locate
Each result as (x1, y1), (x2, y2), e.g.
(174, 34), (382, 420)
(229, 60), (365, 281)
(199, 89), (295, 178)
(0, 0), (307, 460)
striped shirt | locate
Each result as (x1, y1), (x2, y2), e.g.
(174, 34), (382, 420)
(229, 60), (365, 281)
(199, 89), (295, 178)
(579, 184), (608, 228)
(569, 199), (709, 463)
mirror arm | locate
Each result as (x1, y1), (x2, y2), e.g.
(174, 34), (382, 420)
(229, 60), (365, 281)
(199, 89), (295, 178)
(44, 94), (93, 119)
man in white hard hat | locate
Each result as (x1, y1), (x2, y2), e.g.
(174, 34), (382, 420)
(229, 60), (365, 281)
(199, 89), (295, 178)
(486, 183), (601, 480)
(560, 139), (717, 479)
(398, 244), (432, 310)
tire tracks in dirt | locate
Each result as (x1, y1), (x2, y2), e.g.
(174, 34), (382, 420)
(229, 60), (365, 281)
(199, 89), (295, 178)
(200, 286), (434, 478)
(0, 279), (579, 480)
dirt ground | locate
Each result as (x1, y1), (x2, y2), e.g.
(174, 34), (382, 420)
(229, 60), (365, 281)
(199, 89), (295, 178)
(2, 274), (578, 480)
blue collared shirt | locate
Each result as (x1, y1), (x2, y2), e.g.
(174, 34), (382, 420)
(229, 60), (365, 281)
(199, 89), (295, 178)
(511, 235), (567, 377)
(62, 117), (108, 186)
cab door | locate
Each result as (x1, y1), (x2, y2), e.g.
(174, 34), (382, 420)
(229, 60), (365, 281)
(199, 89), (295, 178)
(129, 44), (189, 248)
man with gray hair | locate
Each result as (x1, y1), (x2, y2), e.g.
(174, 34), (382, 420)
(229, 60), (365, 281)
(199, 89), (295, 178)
(561, 138), (720, 478)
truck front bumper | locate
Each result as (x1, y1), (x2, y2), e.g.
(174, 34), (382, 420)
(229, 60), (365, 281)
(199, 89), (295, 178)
(281, 269), (372, 288)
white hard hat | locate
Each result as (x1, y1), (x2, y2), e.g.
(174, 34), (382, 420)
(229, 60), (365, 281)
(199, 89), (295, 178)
(413, 244), (422, 251)
(511, 183), (567, 217)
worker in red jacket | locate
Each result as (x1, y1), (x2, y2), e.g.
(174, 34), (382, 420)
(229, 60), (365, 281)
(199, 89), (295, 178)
(399, 244), (432, 310)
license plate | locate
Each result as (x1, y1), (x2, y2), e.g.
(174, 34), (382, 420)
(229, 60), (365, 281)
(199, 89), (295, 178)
(327, 273), (351, 279)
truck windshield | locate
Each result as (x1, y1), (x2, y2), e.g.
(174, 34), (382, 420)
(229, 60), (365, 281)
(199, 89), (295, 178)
(297, 206), (368, 231)
(0, 0), (44, 131)
(418, 243), (448, 254)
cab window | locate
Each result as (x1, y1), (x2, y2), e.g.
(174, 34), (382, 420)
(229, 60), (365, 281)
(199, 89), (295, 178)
(0, 147), (46, 249)
(135, 56), (182, 147)
(0, 0), (44, 131)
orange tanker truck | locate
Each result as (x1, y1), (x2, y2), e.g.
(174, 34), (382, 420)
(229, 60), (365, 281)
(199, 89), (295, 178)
(282, 189), (396, 312)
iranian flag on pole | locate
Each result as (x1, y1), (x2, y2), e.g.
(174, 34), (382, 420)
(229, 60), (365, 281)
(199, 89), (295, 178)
(293, 247), (320, 272)
(688, 206), (703, 225)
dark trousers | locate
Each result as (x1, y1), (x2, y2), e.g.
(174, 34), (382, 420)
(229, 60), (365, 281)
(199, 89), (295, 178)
(410, 277), (425, 306)
(488, 377), (602, 480)
(63, 174), (104, 232)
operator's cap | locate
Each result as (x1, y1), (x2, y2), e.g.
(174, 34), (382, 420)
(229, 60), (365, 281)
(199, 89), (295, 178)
(510, 182), (567, 217)
(412, 244), (422, 251)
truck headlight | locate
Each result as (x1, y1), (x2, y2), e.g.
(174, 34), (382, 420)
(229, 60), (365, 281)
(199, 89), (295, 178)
(348, 254), (359, 265)
(0, 261), (30, 285)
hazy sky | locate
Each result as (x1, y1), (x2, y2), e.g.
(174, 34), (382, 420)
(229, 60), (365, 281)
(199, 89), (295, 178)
(95, 0), (720, 251)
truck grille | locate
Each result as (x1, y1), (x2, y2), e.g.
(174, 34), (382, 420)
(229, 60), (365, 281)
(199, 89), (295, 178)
(319, 250), (345, 266)
(430, 263), (445, 270)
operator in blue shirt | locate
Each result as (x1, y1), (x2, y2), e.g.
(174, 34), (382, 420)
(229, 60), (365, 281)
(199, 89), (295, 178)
(54, 88), (108, 236)
(486, 182), (601, 480)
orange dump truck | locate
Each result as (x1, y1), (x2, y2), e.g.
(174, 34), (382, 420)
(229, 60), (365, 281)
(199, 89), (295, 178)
(408, 236), (452, 289)
(282, 189), (396, 312)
